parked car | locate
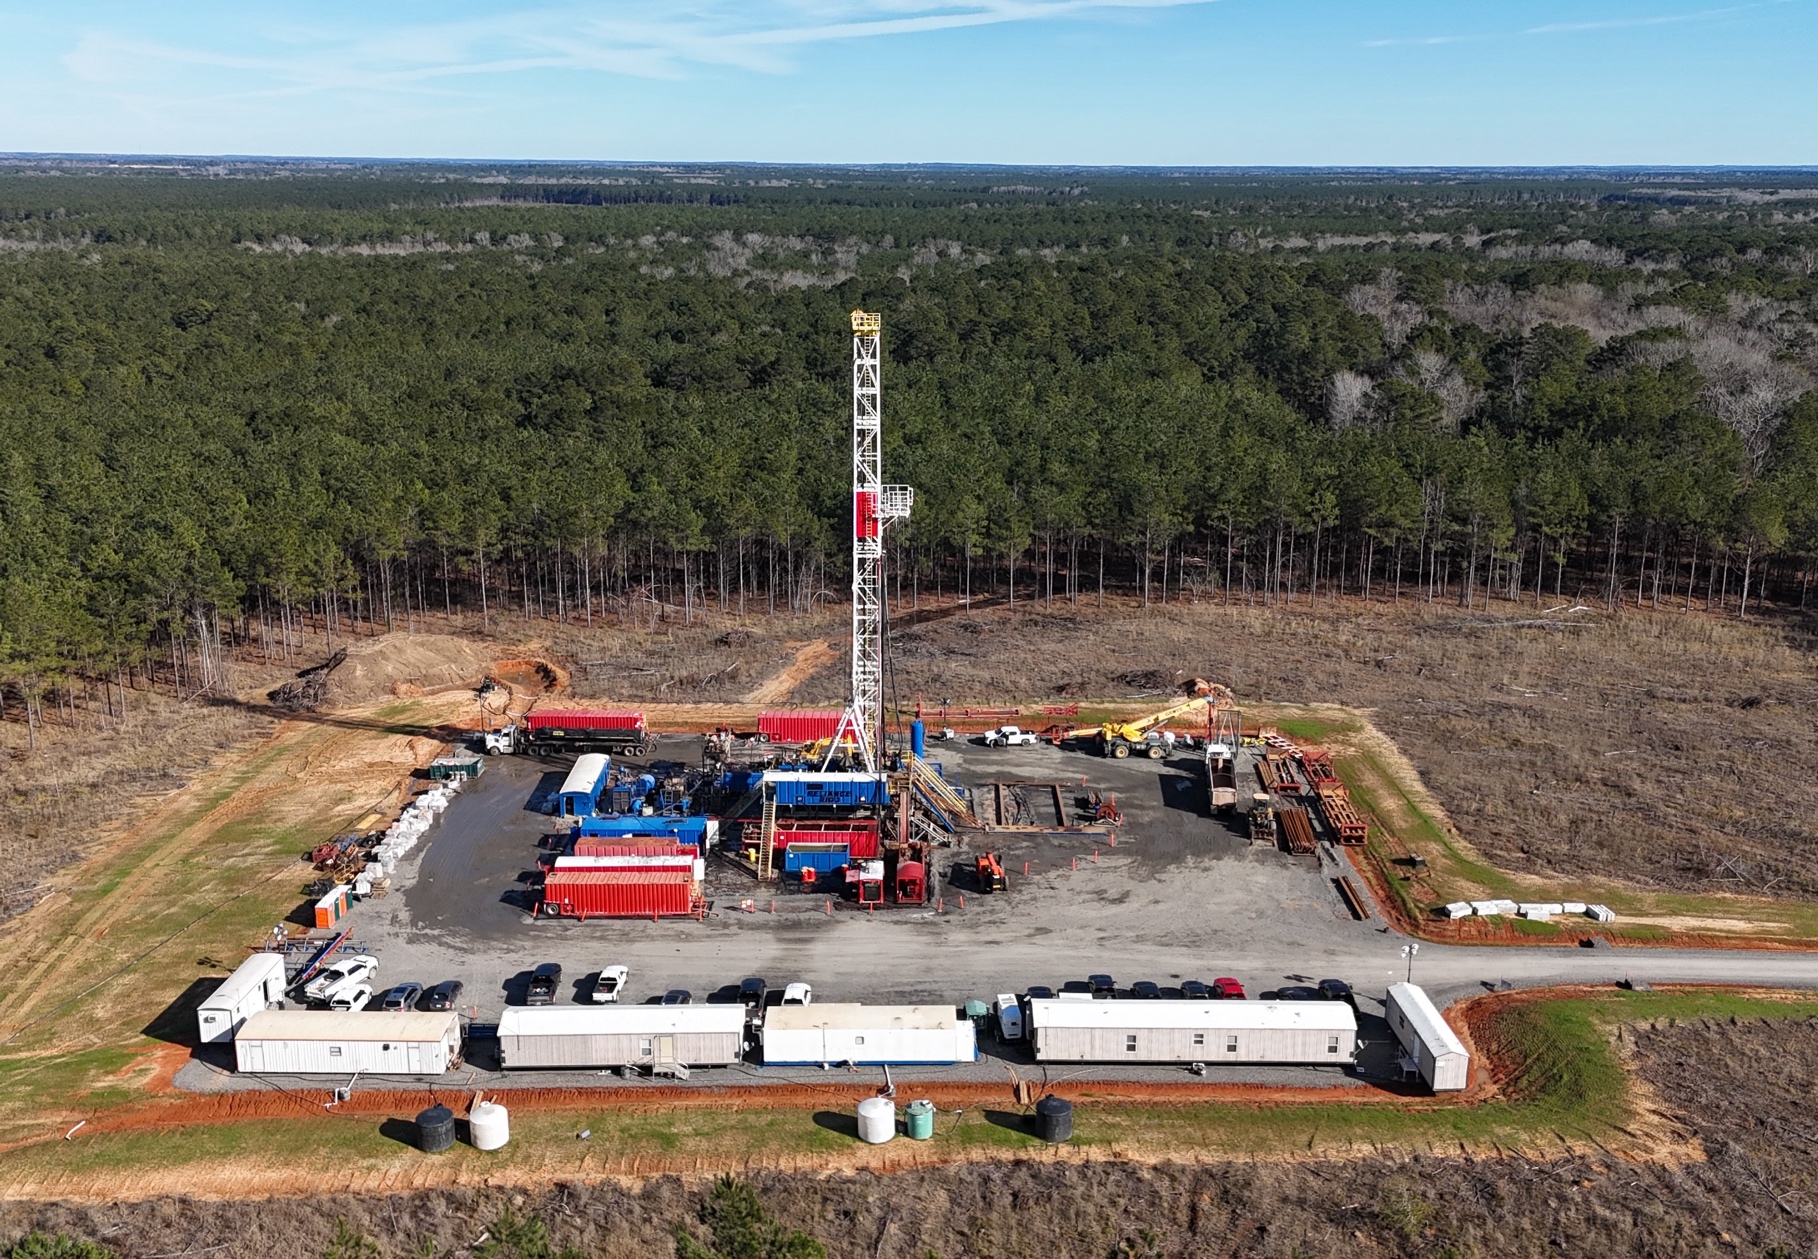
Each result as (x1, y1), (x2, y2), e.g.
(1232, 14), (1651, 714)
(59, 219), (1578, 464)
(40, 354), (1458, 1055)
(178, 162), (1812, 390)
(781, 982), (813, 1006)
(1211, 977), (1247, 1000)
(526, 962), (562, 1005)
(1179, 980), (1211, 1000)
(1024, 985), (1056, 1001)
(1059, 980), (1092, 997)
(420, 980), (464, 1011)
(328, 984), (373, 1012)
(983, 725), (1039, 747)
(592, 964), (629, 1004)
(304, 954), (378, 1003)
(380, 982), (423, 1012)
(1317, 979), (1355, 1005)
(1276, 985), (1321, 1001)
(1129, 981), (1162, 999)
(662, 989), (693, 1005)
(738, 977), (768, 1008)
(1088, 974), (1117, 998)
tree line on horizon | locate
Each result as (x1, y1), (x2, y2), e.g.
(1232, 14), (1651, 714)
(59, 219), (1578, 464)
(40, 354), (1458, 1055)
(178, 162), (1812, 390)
(3, 170), (1817, 733)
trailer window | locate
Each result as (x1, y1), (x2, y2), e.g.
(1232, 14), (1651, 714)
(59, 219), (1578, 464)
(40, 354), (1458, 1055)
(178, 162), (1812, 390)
(329, 1046), (342, 1057)
(1125, 1035), (1137, 1053)
(854, 1036), (865, 1045)
(1224, 1035), (1238, 1054)
(640, 1039), (652, 1056)
(1327, 1036), (1340, 1054)
(1192, 1032), (1205, 1047)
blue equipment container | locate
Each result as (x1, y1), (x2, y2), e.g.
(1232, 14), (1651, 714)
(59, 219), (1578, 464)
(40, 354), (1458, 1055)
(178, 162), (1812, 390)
(762, 772), (889, 809)
(781, 843), (850, 876)
(911, 720), (925, 758)
(571, 814), (711, 850)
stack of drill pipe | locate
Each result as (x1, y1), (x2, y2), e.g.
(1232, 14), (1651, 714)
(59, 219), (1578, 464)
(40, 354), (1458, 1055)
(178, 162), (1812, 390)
(1278, 804), (1317, 854)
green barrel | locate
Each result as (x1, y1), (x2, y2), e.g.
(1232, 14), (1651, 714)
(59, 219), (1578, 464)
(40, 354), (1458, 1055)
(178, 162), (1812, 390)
(905, 1099), (936, 1140)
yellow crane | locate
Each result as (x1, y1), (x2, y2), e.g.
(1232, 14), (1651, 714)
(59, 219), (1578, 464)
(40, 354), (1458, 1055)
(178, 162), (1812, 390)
(1096, 686), (1235, 760)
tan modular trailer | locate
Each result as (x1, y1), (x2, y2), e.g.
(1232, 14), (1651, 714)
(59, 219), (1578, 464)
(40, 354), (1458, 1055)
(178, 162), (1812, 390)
(1027, 998), (1355, 1064)
(496, 1005), (745, 1070)
(1385, 983), (1470, 1092)
(761, 1003), (978, 1066)
(233, 1010), (461, 1075)
(196, 952), (287, 1044)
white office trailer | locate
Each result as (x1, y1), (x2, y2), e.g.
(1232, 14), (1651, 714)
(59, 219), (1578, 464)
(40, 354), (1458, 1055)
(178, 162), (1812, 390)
(233, 1010), (461, 1075)
(761, 1004), (978, 1066)
(496, 1005), (746, 1070)
(1384, 983), (1470, 1092)
(1027, 999), (1357, 1065)
(196, 952), (289, 1044)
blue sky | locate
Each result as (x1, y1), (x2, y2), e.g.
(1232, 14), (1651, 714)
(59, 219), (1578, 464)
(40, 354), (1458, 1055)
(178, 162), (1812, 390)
(0, 0), (1812, 164)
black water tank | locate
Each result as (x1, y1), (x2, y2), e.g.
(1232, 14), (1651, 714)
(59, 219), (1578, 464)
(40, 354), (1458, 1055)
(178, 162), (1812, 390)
(416, 1104), (456, 1154)
(1035, 1095), (1073, 1144)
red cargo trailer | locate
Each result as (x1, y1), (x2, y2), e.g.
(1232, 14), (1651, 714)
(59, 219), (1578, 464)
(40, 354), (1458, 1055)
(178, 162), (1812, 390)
(773, 817), (880, 859)
(572, 839), (691, 858)
(539, 869), (696, 920)
(757, 710), (845, 744)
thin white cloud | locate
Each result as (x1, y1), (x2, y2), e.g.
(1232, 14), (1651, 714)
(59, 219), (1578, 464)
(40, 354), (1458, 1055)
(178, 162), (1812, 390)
(63, 0), (1224, 96)
(1367, 0), (1793, 50)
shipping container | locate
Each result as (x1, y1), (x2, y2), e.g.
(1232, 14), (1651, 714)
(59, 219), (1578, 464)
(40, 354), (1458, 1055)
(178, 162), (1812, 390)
(233, 1010), (461, 1075)
(523, 710), (648, 756)
(313, 884), (352, 929)
(763, 771), (889, 808)
(572, 814), (715, 849)
(1385, 983), (1470, 1092)
(762, 1003), (977, 1066)
(428, 754), (484, 781)
(772, 818), (880, 858)
(1027, 998), (1356, 1065)
(555, 753), (612, 818)
(757, 710), (846, 744)
(573, 839), (691, 858)
(196, 952), (288, 1044)
(539, 869), (696, 919)
(497, 1005), (745, 1070)
(782, 842), (850, 875)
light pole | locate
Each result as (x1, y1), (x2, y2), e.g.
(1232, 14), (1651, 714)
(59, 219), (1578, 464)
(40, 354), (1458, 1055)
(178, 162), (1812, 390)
(1400, 941), (1420, 984)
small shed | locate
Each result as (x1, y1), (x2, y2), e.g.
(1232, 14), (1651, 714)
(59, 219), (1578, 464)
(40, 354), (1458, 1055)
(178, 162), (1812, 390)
(313, 884), (352, 929)
(233, 1010), (461, 1075)
(196, 952), (288, 1044)
(555, 753), (612, 818)
(762, 1003), (978, 1066)
(1385, 982), (1470, 1092)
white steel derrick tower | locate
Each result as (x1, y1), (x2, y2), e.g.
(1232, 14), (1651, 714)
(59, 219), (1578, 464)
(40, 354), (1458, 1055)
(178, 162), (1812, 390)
(846, 310), (913, 775)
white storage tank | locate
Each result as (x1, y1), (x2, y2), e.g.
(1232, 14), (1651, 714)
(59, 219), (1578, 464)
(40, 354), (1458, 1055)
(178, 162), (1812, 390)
(856, 1096), (896, 1144)
(233, 1010), (462, 1075)
(469, 1099), (510, 1150)
(1385, 982), (1470, 1093)
(196, 953), (288, 1044)
(761, 1004), (977, 1066)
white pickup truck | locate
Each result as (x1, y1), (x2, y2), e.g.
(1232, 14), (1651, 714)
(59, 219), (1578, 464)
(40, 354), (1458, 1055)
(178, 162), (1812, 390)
(983, 725), (1039, 748)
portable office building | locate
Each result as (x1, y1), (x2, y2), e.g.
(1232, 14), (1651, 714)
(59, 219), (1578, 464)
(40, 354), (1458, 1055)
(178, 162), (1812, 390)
(555, 754), (611, 818)
(1027, 999), (1356, 1064)
(232, 1010), (461, 1075)
(497, 1005), (745, 1070)
(1384, 983), (1470, 1092)
(761, 1003), (978, 1066)
(196, 952), (288, 1044)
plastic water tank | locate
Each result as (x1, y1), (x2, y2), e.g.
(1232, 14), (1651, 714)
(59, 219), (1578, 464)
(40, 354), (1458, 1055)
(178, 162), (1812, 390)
(469, 1100), (510, 1151)
(416, 1104), (455, 1154)
(910, 720), (926, 758)
(905, 1099), (935, 1140)
(856, 1096), (896, 1144)
(1035, 1095), (1073, 1144)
